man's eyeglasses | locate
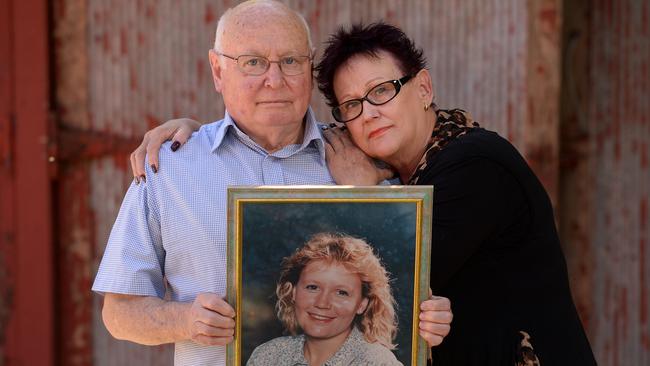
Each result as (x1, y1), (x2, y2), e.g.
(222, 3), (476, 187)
(216, 52), (312, 76)
(331, 74), (415, 123)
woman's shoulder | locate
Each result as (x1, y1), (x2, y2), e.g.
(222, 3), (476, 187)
(438, 128), (515, 160)
(336, 328), (403, 365)
(412, 127), (527, 189)
(355, 342), (402, 365)
(246, 335), (304, 366)
(421, 127), (526, 176)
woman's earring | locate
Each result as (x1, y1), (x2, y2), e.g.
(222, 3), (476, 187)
(424, 103), (429, 111)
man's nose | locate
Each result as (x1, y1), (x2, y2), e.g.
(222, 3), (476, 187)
(263, 62), (285, 89)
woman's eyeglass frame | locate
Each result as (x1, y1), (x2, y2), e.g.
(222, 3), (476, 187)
(331, 74), (415, 123)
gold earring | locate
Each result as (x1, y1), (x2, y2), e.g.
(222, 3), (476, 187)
(424, 103), (429, 111)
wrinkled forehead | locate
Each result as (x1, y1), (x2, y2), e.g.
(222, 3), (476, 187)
(222, 8), (310, 54)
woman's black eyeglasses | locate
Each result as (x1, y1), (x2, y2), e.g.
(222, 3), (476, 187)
(331, 74), (414, 123)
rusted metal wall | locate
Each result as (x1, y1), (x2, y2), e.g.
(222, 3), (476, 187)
(46, 0), (647, 365)
(561, 0), (650, 365)
(0, 0), (14, 364)
(0, 0), (55, 365)
(52, 1), (562, 365)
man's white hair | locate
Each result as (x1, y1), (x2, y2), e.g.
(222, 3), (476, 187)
(213, 0), (313, 54)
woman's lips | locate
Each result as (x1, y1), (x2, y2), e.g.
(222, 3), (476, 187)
(368, 126), (391, 139)
(308, 312), (334, 322)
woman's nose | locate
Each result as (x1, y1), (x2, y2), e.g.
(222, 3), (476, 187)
(314, 292), (331, 308)
(360, 100), (380, 122)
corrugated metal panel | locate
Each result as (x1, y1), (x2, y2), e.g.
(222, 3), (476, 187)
(0, 0), (15, 364)
(81, 0), (540, 147)
(54, 1), (561, 365)
(50, 0), (648, 365)
(53, 1), (560, 365)
(561, 0), (650, 365)
(587, 0), (650, 364)
(6, 0), (56, 364)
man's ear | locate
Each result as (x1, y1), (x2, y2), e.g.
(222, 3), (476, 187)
(415, 68), (435, 106)
(209, 49), (224, 93)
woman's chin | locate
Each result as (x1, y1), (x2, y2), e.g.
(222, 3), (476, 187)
(366, 148), (398, 166)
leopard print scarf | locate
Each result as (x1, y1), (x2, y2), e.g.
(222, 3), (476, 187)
(407, 108), (480, 185)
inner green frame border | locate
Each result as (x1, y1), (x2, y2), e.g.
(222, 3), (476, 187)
(226, 185), (433, 366)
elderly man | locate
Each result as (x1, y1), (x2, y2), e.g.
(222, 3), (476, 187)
(93, 1), (450, 365)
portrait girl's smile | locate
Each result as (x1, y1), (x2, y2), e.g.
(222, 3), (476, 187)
(293, 260), (369, 341)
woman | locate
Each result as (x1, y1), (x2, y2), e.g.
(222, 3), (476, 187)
(314, 23), (596, 365)
(247, 232), (401, 366)
(131, 22), (596, 365)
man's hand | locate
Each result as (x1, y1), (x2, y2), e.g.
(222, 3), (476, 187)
(418, 294), (453, 347)
(130, 118), (201, 182)
(102, 292), (235, 346)
(185, 293), (236, 346)
(322, 126), (394, 185)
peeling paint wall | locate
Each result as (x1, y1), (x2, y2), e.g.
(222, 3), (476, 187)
(46, 0), (650, 365)
(52, 1), (559, 365)
(0, 1), (14, 363)
(561, 0), (650, 365)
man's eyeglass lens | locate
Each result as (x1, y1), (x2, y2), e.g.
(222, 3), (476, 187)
(222, 54), (311, 76)
(332, 75), (413, 123)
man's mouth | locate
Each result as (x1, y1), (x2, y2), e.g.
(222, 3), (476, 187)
(257, 100), (291, 105)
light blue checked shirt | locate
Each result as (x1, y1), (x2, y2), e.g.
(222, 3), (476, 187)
(92, 108), (335, 365)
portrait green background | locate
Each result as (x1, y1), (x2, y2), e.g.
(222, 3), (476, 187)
(240, 201), (418, 365)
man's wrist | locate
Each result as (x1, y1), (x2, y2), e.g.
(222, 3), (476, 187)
(172, 301), (193, 341)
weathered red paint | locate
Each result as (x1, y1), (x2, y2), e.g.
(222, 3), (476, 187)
(205, 3), (216, 25)
(57, 163), (94, 366)
(57, 128), (143, 163)
(0, 0), (15, 363)
(641, 198), (648, 334)
(120, 28), (128, 55)
(28, 1), (647, 365)
(572, 1), (650, 364)
(2, 0), (55, 365)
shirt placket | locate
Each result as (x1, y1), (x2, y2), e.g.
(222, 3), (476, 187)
(261, 155), (284, 185)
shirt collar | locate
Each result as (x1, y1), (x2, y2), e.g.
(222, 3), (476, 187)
(325, 326), (366, 365)
(211, 108), (326, 160)
(210, 111), (239, 152)
(289, 326), (366, 366)
(299, 107), (327, 160)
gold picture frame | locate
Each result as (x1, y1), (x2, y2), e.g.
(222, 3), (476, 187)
(226, 185), (433, 365)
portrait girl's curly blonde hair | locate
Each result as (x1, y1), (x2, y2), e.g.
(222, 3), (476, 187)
(275, 232), (397, 349)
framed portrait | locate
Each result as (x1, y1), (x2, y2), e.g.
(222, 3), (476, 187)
(226, 186), (433, 365)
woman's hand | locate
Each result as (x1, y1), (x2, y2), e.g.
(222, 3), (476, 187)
(130, 118), (201, 182)
(419, 293), (452, 347)
(322, 125), (395, 185)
